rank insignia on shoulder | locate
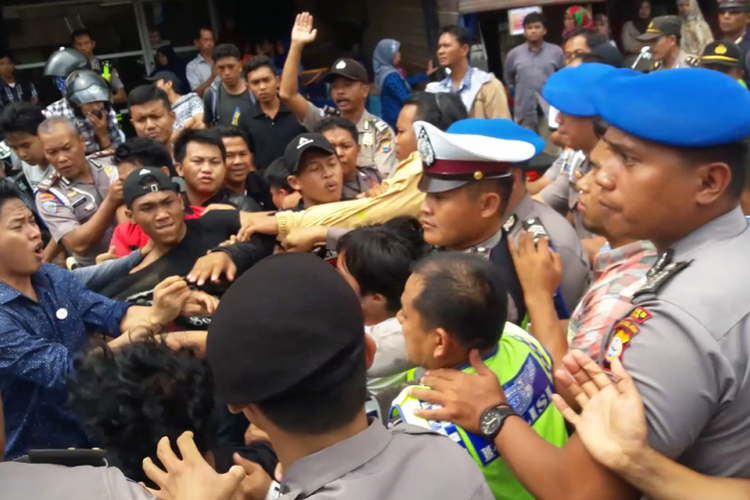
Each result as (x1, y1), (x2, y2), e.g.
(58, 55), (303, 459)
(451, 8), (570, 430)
(522, 217), (550, 244)
(374, 120), (389, 133)
(685, 55), (699, 67)
(503, 214), (517, 233)
(634, 260), (691, 298)
(36, 170), (60, 191)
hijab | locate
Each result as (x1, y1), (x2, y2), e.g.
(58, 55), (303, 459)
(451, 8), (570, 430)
(564, 6), (594, 38)
(153, 45), (188, 94)
(633, 0), (653, 34)
(373, 39), (404, 92)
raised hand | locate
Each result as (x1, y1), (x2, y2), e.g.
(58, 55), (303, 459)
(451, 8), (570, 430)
(291, 12), (317, 46)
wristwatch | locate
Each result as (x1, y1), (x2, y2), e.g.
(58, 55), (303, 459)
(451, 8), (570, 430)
(479, 404), (519, 441)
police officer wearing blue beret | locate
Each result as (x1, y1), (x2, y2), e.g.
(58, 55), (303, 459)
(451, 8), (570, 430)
(402, 68), (750, 499)
(415, 117), (590, 325)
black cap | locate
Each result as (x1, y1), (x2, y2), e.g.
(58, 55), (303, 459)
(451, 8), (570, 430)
(636, 16), (683, 41)
(283, 133), (337, 174)
(123, 167), (179, 207)
(718, 0), (750, 11)
(206, 252), (366, 404)
(146, 70), (182, 88)
(701, 40), (742, 67)
(324, 58), (369, 83)
(590, 43), (623, 68)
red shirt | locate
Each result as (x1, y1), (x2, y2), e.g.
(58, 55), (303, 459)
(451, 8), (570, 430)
(110, 205), (206, 257)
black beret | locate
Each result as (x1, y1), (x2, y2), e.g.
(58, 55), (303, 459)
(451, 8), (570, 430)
(206, 252), (365, 404)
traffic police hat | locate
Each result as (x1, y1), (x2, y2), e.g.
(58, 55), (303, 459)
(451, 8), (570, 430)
(415, 118), (544, 193)
(591, 68), (750, 147)
(701, 41), (742, 67)
(207, 252), (366, 404)
(636, 16), (683, 42)
(542, 63), (625, 117)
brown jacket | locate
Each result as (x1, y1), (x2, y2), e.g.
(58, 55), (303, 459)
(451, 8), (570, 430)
(469, 75), (511, 120)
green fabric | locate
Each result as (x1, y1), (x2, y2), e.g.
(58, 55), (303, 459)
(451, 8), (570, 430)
(397, 323), (568, 500)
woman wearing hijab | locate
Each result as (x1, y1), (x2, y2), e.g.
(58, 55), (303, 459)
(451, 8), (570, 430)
(373, 39), (437, 129)
(621, 0), (653, 67)
(563, 6), (594, 38)
(150, 45), (188, 94)
(678, 0), (714, 56)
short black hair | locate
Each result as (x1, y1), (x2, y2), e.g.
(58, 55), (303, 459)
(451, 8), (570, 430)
(242, 55), (276, 79)
(337, 217), (430, 312)
(681, 141), (749, 199)
(412, 252), (509, 351)
(212, 43), (241, 63)
(68, 340), (216, 486)
(71, 28), (93, 43)
(114, 137), (175, 172)
(575, 53), (605, 64)
(174, 128), (227, 163)
(196, 26), (213, 40)
(127, 85), (171, 111)
(0, 102), (45, 136)
(405, 92), (468, 132)
(564, 27), (604, 49)
(315, 116), (358, 144)
(264, 157), (292, 190)
(438, 25), (472, 47)
(212, 124), (249, 146)
(523, 12), (547, 28)
(0, 179), (23, 213)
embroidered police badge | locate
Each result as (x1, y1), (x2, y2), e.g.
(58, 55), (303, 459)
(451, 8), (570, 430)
(417, 127), (435, 167)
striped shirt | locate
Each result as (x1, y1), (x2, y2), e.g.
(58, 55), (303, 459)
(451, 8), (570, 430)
(567, 240), (658, 359)
(0, 79), (37, 107)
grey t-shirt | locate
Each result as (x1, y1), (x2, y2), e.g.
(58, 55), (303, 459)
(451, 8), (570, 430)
(203, 84), (255, 127)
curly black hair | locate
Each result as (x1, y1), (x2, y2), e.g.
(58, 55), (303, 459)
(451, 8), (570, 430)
(68, 339), (217, 484)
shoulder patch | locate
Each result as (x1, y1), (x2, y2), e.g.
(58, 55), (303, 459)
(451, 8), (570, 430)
(380, 140), (391, 153)
(603, 306), (652, 370)
(38, 192), (60, 215)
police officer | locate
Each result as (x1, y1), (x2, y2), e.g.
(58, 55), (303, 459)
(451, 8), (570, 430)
(279, 12), (398, 178)
(35, 116), (120, 267)
(144, 252), (494, 500)
(415, 117), (590, 325)
(700, 40), (747, 86)
(403, 67), (750, 500)
(636, 16), (700, 71)
(43, 69), (122, 155)
(717, 0), (750, 69)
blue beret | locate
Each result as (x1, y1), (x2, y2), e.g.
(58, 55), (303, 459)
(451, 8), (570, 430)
(446, 118), (546, 156)
(542, 64), (620, 117)
(591, 68), (750, 147)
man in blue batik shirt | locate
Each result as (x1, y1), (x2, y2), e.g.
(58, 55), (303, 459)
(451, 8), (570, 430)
(0, 180), (215, 460)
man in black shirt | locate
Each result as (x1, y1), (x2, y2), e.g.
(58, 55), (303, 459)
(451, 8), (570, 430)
(202, 44), (254, 127)
(239, 56), (306, 170)
(174, 128), (261, 213)
(100, 167), (273, 328)
(213, 125), (275, 210)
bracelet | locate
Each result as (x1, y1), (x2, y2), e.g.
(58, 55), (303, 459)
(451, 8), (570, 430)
(265, 480), (281, 500)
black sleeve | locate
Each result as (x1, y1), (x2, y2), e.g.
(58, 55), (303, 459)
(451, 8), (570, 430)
(215, 234), (276, 276)
(202, 88), (214, 126)
(193, 210), (242, 238)
(237, 195), (263, 213)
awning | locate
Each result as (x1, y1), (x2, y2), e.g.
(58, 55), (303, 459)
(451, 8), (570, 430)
(459, 0), (605, 14)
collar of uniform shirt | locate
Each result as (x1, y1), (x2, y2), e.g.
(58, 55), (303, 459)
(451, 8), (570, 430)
(281, 420), (391, 495)
(669, 206), (746, 260)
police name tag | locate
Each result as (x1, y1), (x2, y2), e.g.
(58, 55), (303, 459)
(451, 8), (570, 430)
(362, 132), (374, 146)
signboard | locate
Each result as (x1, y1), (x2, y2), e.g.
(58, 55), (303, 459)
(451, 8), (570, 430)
(508, 6), (542, 35)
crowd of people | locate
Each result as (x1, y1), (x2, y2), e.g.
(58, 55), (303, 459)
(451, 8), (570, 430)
(1, 4), (750, 500)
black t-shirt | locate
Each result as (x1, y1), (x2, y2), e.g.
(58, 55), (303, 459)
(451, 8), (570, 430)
(100, 210), (241, 327)
(238, 101), (307, 169)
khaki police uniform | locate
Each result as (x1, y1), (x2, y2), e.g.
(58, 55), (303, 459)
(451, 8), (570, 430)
(342, 166), (382, 200)
(278, 420), (494, 500)
(35, 158), (118, 267)
(302, 102), (398, 178)
(650, 50), (700, 71)
(538, 153), (595, 239)
(598, 209), (750, 476)
(504, 193), (591, 313)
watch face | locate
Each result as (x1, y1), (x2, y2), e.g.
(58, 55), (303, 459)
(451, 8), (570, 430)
(480, 408), (503, 437)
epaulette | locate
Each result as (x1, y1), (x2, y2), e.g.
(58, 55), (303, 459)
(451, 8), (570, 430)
(322, 105), (340, 117)
(35, 169), (61, 192)
(650, 61), (663, 72)
(373, 119), (389, 134)
(685, 55), (699, 67)
(88, 158), (104, 170)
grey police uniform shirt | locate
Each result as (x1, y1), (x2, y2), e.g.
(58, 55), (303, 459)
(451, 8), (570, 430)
(301, 101), (398, 178)
(597, 208), (750, 477)
(506, 193), (591, 310)
(342, 166), (383, 200)
(278, 419), (494, 500)
(0, 462), (154, 500)
(650, 50), (699, 71)
(539, 151), (595, 240)
(35, 158), (118, 267)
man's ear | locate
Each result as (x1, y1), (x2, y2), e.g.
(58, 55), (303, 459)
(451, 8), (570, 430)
(124, 207), (134, 223)
(479, 190), (503, 219)
(160, 166), (171, 177)
(287, 174), (302, 191)
(175, 162), (184, 177)
(433, 327), (451, 360)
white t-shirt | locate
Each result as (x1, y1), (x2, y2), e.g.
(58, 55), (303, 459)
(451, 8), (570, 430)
(366, 316), (414, 394)
(18, 161), (53, 190)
